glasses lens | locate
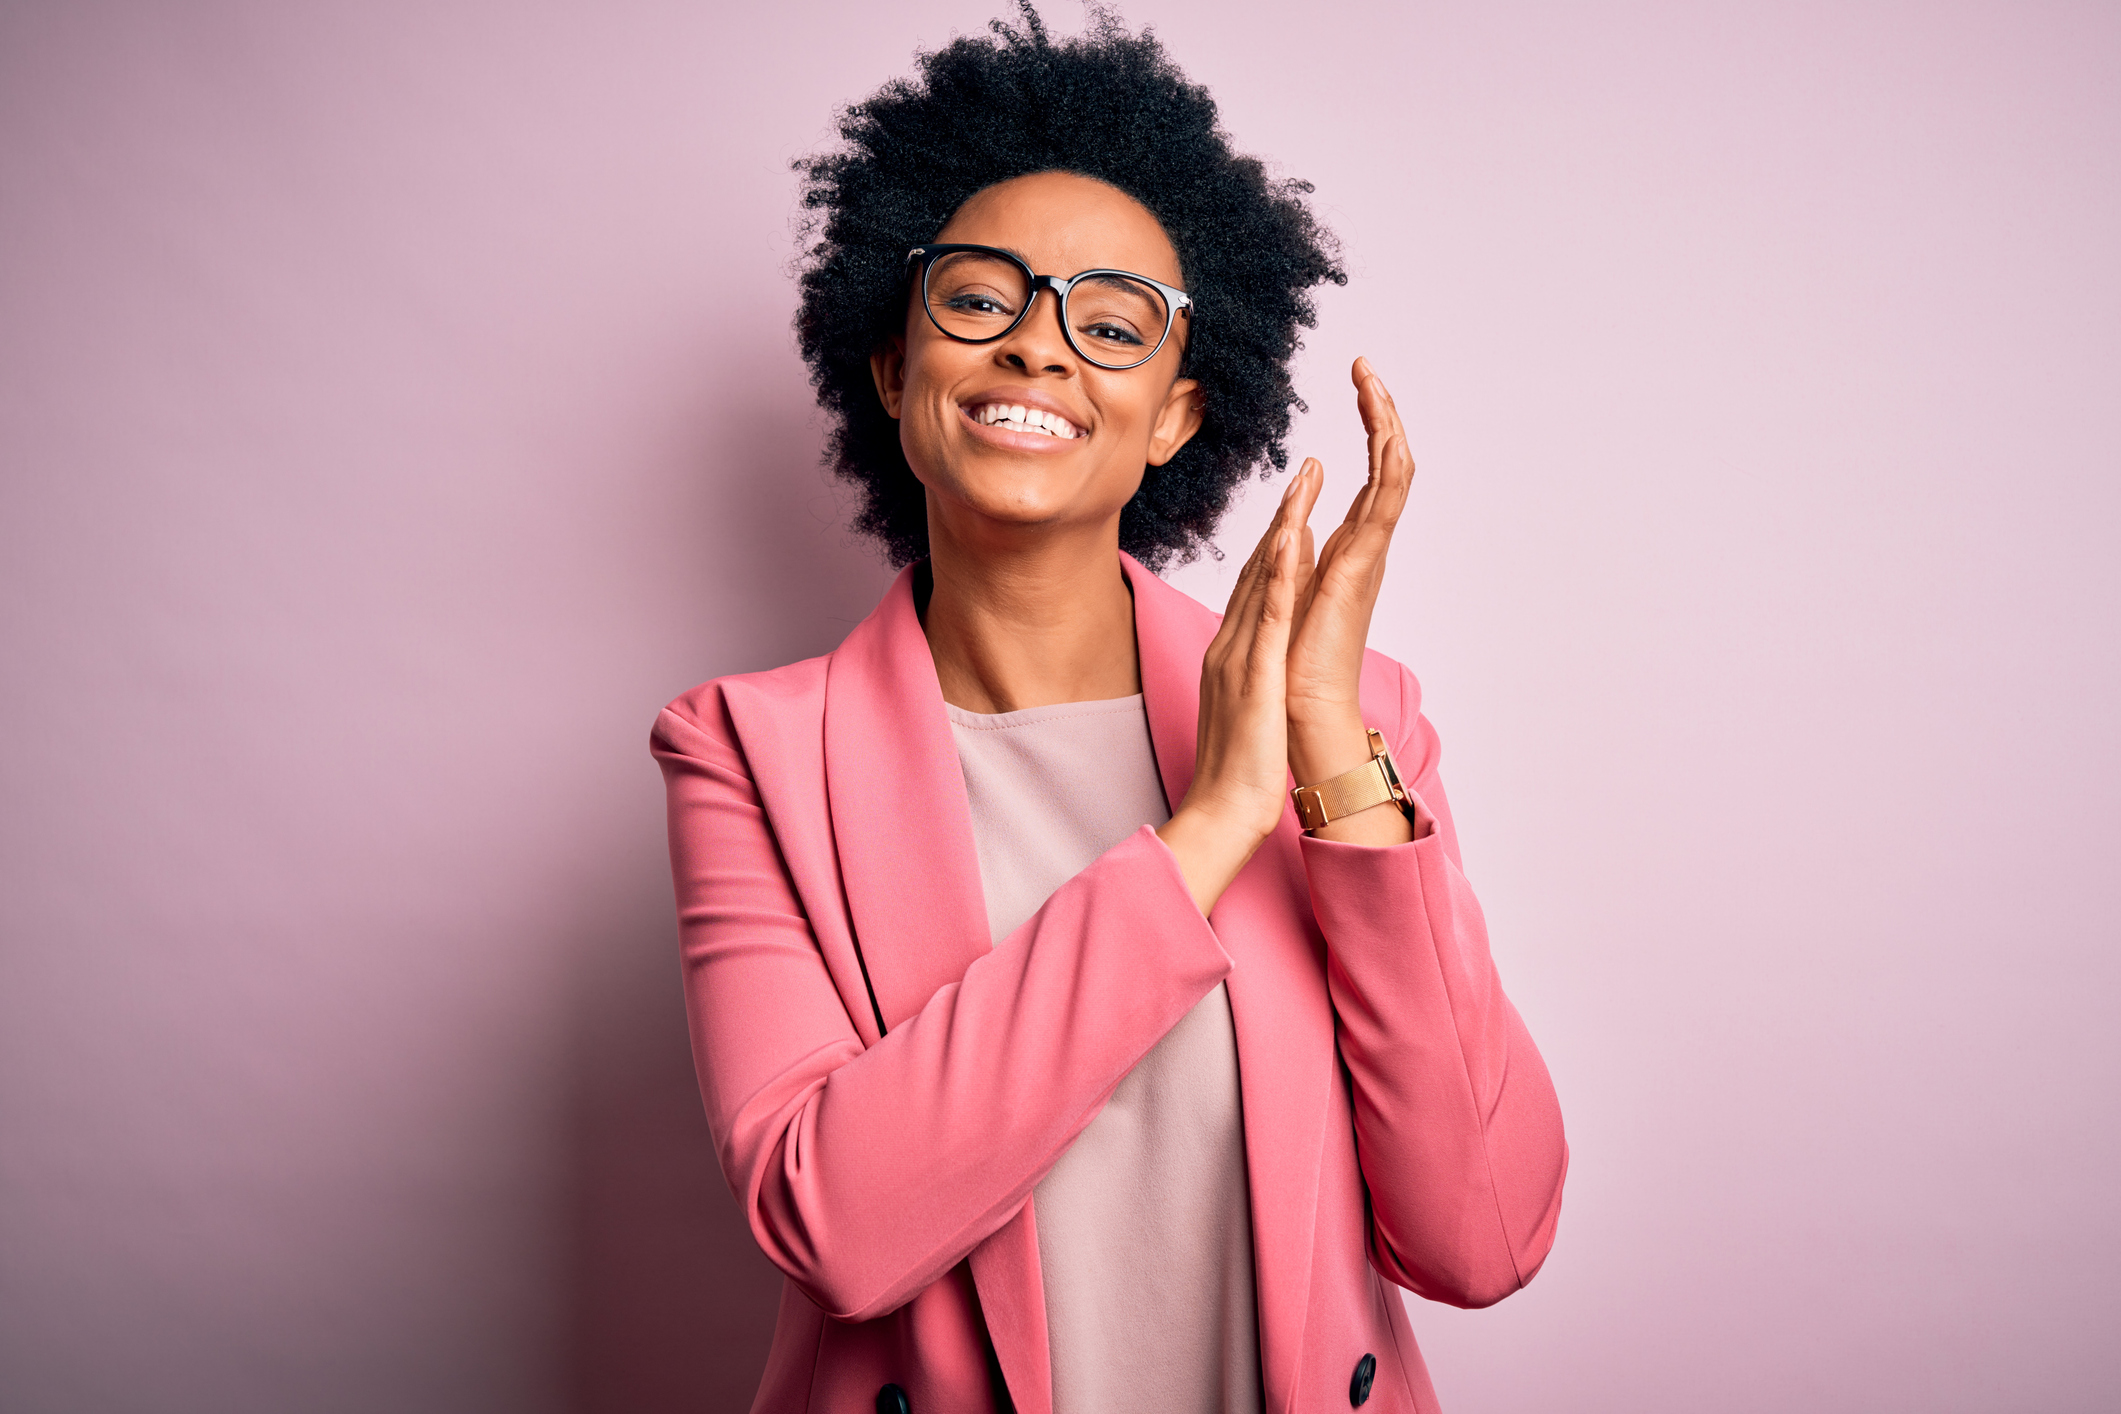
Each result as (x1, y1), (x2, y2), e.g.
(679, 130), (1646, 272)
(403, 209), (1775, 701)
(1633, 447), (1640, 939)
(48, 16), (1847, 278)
(1065, 273), (1171, 368)
(924, 251), (1032, 342)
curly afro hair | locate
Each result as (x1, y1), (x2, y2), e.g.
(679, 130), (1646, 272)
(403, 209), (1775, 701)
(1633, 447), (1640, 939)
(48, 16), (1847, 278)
(792, 3), (1345, 571)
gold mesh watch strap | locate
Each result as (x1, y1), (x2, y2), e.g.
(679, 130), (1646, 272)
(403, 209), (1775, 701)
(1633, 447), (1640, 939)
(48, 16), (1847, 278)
(1290, 728), (1411, 832)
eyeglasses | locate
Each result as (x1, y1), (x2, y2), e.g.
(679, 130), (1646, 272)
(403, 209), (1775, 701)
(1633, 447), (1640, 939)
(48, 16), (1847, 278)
(904, 243), (1194, 372)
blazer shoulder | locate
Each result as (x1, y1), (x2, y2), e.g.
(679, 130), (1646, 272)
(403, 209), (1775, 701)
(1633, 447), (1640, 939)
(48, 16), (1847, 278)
(1129, 564), (1223, 636)
(651, 652), (832, 759)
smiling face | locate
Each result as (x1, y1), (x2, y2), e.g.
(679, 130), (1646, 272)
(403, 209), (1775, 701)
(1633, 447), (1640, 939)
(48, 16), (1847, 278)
(870, 171), (1202, 559)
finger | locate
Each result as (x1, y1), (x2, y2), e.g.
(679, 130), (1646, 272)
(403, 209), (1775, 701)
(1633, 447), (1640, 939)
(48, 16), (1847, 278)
(1355, 355), (1406, 437)
(1294, 519), (1317, 615)
(1285, 460), (1324, 616)
(1312, 520), (1353, 578)
(1352, 355), (1405, 435)
(1216, 469), (1306, 652)
(1288, 458), (1325, 546)
(1361, 429), (1416, 538)
(1318, 439), (1414, 571)
(1327, 364), (1386, 534)
(1333, 362), (1413, 545)
(1329, 455), (1377, 538)
(1350, 359), (1411, 537)
(1352, 355), (1381, 442)
(1319, 433), (1416, 600)
(1277, 460), (1320, 609)
(1251, 468), (1310, 603)
(1221, 534), (1280, 674)
(1352, 358), (1393, 488)
(1211, 471), (1303, 647)
(1247, 475), (1302, 576)
(1246, 525), (1299, 680)
(1373, 429), (1416, 528)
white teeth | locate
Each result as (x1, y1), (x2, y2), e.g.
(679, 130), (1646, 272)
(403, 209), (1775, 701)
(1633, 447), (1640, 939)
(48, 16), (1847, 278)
(970, 402), (1080, 438)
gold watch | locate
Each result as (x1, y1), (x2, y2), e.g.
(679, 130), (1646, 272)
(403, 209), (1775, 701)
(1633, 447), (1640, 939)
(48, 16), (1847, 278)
(1290, 728), (1414, 833)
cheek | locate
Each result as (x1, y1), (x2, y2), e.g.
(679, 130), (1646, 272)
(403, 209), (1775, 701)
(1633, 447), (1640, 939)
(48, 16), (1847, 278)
(891, 346), (963, 478)
(1083, 376), (1165, 450)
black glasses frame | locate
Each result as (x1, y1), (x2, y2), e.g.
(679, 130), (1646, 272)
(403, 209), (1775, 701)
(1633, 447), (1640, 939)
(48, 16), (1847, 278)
(904, 243), (1194, 371)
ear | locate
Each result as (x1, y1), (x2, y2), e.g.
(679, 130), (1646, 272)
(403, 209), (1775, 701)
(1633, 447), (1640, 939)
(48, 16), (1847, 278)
(1146, 376), (1203, 467)
(869, 338), (907, 420)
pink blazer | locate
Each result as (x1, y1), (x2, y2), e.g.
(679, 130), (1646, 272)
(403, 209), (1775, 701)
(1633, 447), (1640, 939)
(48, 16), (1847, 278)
(651, 554), (1567, 1414)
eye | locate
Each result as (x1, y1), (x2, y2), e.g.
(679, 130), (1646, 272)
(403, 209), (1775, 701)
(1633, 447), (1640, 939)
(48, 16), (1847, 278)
(1068, 273), (1164, 351)
(1080, 320), (1145, 346)
(945, 292), (1015, 316)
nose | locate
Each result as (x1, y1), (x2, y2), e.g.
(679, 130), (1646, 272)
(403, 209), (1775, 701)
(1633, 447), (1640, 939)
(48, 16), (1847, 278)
(993, 282), (1073, 375)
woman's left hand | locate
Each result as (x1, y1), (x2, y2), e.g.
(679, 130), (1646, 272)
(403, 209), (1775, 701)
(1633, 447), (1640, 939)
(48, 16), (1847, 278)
(1281, 357), (1418, 838)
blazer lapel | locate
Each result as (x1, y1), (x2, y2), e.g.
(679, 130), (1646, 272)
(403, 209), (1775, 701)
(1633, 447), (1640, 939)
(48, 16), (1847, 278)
(823, 565), (1059, 1408)
(1128, 555), (1337, 1413)
(822, 564), (992, 1031)
(1127, 552), (1203, 816)
(967, 1205), (1052, 1414)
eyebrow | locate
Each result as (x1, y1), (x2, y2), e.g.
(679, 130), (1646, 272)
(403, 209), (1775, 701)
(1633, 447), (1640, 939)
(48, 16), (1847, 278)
(994, 246), (1135, 273)
(973, 243), (1176, 285)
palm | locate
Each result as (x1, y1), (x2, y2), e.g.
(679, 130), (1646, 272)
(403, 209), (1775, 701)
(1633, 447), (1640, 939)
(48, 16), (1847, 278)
(1283, 359), (1416, 732)
(1172, 357), (1420, 885)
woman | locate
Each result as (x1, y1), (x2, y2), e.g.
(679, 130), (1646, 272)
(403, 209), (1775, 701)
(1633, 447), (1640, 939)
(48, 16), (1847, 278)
(652, 11), (1567, 1412)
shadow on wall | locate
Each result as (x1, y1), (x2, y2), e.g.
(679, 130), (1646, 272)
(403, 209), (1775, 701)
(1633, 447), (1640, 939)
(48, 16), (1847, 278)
(564, 875), (783, 1411)
(565, 374), (895, 1409)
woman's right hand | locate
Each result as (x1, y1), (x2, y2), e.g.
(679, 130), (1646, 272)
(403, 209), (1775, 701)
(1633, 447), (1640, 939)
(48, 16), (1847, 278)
(1156, 466), (1326, 914)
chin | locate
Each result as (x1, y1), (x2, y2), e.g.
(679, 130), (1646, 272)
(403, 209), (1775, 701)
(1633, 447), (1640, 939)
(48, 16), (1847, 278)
(928, 475), (1109, 540)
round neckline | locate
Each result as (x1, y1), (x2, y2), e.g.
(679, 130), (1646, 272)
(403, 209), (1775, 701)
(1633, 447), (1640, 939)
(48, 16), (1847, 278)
(944, 693), (1146, 730)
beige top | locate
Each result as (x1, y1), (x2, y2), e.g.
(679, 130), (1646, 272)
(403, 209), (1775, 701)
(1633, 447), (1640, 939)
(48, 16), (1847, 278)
(948, 694), (1264, 1414)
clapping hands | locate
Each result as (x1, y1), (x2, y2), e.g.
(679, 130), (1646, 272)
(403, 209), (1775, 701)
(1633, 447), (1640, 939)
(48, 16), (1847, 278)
(1157, 358), (1417, 912)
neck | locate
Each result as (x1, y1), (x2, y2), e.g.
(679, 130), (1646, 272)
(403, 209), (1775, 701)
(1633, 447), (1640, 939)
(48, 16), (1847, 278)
(921, 514), (1140, 715)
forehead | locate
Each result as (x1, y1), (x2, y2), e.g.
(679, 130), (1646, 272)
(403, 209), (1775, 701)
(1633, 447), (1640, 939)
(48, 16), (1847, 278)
(934, 172), (1183, 285)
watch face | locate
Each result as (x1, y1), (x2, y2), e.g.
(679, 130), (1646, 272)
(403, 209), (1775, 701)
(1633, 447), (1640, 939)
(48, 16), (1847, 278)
(1373, 747), (1413, 811)
(1375, 746), (1402, 789)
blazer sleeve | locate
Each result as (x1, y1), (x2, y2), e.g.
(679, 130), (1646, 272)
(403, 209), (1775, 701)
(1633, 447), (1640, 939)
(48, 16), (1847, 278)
(1297, 659), (1569, 1308)
(652, 695), (1232, 1324)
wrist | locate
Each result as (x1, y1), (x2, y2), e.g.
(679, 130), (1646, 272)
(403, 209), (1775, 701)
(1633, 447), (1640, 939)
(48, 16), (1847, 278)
(1288, 728), (1420, 846)
(1167, 791), (1276, 854)
(1287, 711), (1372, 787)
(1157, 800), (1271, 915)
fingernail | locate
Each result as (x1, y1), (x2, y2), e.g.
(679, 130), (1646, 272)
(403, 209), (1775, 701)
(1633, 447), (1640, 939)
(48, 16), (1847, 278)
(1275, 528), (1291, 555)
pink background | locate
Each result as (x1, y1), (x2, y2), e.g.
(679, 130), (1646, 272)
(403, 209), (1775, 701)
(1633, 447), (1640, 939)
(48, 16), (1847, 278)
(3, 1), (2116, 1409)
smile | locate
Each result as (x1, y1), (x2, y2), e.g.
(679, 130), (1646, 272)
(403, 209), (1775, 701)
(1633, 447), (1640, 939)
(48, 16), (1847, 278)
(965, 401), (1084, 440)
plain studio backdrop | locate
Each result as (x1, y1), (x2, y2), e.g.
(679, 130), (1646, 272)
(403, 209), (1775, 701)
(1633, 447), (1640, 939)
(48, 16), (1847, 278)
(2, 1), (2115, 1410)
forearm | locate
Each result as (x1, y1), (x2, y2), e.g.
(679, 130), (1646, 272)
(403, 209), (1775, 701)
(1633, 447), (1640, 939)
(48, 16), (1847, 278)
(716, 826), (1232, 1320)
(1302, 831), (1567, 1306)
(1155, 805), (1263, 914)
